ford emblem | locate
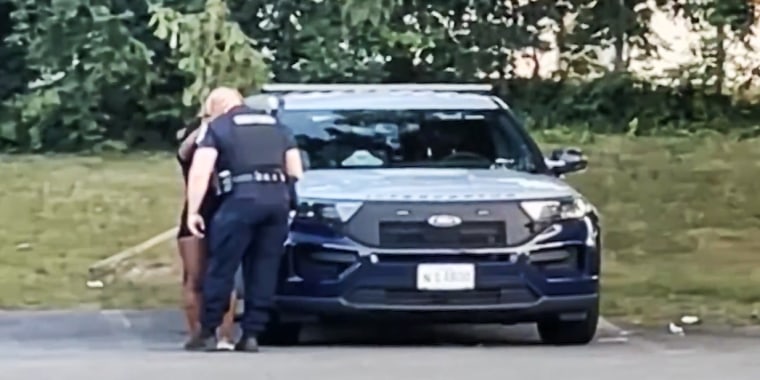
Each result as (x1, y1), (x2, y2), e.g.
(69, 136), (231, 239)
(427, 214), (462, 228)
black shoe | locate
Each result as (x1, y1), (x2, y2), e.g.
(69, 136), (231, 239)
(235, 335), (260, 352)
(184, 330), (217, 352)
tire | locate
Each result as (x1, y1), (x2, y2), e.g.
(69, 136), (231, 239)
(258, 321), (302, 346)
(537, 302), (599, 346)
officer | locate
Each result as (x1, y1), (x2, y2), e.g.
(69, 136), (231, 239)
(184, 87), (303, 352)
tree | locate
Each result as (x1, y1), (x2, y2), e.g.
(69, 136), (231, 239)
(148, 0), (269, 109)
(0, 0), (156, 151)
(1, 0), (760, 152)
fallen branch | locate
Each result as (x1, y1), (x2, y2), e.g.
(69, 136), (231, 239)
(87, 227), (178, 281)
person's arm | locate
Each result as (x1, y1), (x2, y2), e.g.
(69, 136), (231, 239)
(187, 122), (218, 217)
(178, 127), (202, 162)
(285, 149), (303, 180)
(282, 127), (303, 180)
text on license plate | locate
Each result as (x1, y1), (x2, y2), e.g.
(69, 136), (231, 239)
(416, 263), (475, 291)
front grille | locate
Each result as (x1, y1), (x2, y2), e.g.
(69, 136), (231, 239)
(379, 221), (506, 249)
(346, 288), (537, 306)
(342, 201), (533, 247)
(384, 290), (501, 305)
(374, 253), (513, 264)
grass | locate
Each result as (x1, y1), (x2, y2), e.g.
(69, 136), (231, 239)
(2, 135), (760, 327)
(0, 153), (180, 308)
(563, 135), (760, 326)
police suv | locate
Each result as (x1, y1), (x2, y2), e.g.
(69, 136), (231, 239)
(243, 84), (601, 346)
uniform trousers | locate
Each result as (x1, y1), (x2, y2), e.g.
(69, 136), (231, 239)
(200, 196), (289, 335)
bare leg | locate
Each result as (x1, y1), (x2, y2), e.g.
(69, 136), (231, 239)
(178, 236), (206, 336)
(219, 291), (238, 341)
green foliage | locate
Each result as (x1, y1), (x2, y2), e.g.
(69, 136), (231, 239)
(0, 1), (27, 103)
(509, 73), (760, 135)
(1, 0), (156, 151)
(148, 0), (269, 108)
(2, 0), (760, 151)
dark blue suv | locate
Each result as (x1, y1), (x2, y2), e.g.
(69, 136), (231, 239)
(241, 84), (601, 346)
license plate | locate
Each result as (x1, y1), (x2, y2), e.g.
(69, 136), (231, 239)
(416, 263), (475, 291)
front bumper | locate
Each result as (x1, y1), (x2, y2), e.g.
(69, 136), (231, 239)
(276, 294), (598, 324)
(273, 218), (601, 323)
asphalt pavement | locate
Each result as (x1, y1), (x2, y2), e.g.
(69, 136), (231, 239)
(0, 309), (758, 380)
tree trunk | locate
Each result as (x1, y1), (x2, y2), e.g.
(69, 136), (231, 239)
(556, 11), (569, 82)
(612, 0), (627, 72)
(715, 24), (726, 95)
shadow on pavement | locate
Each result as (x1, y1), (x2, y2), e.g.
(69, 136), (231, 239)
(0, 309), (618, 350)
(298, 323), (542, 347)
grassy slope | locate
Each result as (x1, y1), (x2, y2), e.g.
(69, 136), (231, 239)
(2, 136), (760, 325)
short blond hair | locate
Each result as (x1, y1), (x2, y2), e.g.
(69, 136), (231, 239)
(204, 87), (244, 117)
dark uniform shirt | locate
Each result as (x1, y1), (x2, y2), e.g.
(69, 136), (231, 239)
(195, 105), (297, 201)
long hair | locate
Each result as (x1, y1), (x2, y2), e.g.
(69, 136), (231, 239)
(180, 118), (203, 141)
(177, 105), (208, 142)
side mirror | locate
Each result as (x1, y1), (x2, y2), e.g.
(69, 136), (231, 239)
(546, 147), (587, 176)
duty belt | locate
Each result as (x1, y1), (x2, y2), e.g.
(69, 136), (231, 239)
(232, 171), (288, 183)
(216, 169), (288, 195)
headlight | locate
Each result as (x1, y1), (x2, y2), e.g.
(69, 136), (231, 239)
(294, 199), (363, 223)
(519, 197), (594, 222)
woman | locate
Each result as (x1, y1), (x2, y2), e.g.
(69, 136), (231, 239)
(177, 114), (237, 350)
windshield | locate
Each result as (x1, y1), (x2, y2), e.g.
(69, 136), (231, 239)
(279, 109), (544, 172)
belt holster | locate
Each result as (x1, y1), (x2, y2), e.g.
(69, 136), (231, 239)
(216, 170), (234, 195)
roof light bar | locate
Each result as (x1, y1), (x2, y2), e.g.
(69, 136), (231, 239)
(261, 83), (493, 94)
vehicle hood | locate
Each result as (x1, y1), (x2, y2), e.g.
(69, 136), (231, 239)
(296, 168), (580, 202)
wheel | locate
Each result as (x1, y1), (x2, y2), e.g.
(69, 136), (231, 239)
(537, 303), (599, 345)
(258, 321), (302, 346)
